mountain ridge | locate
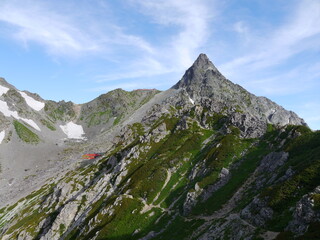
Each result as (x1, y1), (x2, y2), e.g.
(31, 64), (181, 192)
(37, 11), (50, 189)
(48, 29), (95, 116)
(0, 53), (307, 207)
(173, 53), (306, 138)
(1, 54), (319, 240)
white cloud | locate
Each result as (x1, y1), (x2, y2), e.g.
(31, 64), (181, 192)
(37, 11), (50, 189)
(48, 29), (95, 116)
(211, 0), (320, 130)
(95, 56), (172, 82)
(91, 0), (215, 83)
(233, 21), (248, 34)
(0, 1), (99, 56)
(0, 0), (153, 57)
(131, 0), (214, 69)
(0, 0), (214, 84)
(221, 0), (320, 77)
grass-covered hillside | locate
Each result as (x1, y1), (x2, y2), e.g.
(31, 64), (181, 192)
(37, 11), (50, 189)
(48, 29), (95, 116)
(0, 54), (317, 240)
(13, 120), (40, 144)
(1, 102), (319, 239)
(80, 88), (160, 128)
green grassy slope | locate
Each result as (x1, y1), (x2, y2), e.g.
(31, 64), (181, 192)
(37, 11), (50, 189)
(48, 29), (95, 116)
(1, 106), (319, 240)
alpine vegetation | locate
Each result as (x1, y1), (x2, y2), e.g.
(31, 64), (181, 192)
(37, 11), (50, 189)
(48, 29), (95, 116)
(0, 55), (319, 240)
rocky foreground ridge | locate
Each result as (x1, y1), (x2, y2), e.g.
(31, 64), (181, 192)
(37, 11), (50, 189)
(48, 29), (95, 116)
(0, 54), (319, 240)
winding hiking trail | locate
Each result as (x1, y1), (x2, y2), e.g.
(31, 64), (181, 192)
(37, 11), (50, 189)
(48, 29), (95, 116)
(140, 170), (172, 214)
(186, 166), (279, 240)
(152, 170), (172, 204)
(139, 160), (279, 240)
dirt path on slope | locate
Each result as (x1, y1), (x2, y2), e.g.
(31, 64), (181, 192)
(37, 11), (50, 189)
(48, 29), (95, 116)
(187, 166), (279, 240)
(152, 170), (172, 204)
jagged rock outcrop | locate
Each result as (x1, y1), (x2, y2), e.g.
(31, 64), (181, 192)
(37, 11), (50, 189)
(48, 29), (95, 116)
(173, 53), (306, 138)
(286, 186), (320, 235)
(201, 167), (231, 202)
(0, 54), (318, 240)
(241, 197), (274, 227)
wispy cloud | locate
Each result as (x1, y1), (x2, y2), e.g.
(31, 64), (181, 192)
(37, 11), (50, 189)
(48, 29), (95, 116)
(233, 21), (248, 34)
(0, 1), (101, 56)
(211, 0), (320, 130)
(246, 66), (315, 96)
(95, 56), (171, 82)
(93, 0), (216, 82)
(0, 0), (319, 129)
(132, 0), (214, 69)
(221, 0), (320, 77)
(0, 0), (215, 83)
(0, 0), (153, 57)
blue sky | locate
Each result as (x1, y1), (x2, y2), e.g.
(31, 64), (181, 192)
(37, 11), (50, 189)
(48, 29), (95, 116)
(0, 0), (319, 130)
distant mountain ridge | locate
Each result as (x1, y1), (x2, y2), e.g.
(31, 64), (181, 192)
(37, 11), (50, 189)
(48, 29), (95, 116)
(1, 54), (319, 240)
(0, 78), (159, 207)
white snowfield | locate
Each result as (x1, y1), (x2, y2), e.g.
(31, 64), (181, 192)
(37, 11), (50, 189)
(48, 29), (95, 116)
(19, 91), (45, 111)
(20, 118), (41, 131)
(0, 100), (41, 131)
(0, 130), (5, 144)
(189, 96), (195, 105)
(60, 122), (86, 140)
(0, 85), (9, 96)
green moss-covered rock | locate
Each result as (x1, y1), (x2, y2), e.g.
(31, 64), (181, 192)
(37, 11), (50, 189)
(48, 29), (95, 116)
(13, 120), (40, 144)
(44, 100), (76, 122)
(40, 119), (56, 131)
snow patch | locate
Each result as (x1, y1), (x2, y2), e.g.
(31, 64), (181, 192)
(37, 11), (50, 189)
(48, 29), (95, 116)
(0, 85), (9, 96)
(0, 100), (19, 118)
(19, 91), (45, 111)
(21, 118), (41, 131)
(0, 100), (41, 131)
(60, 122), (86, 140)
(0, 130), (5, 144)
(189, 96), (195, 105)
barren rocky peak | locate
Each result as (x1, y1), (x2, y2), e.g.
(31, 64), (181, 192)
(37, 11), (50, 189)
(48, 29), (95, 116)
(172, 54), (306, 137)
(173, 53), (221, 90)
(188, 53), (220, 74)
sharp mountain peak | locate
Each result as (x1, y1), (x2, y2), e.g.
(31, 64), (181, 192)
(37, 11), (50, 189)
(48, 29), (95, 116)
(172, 53), (306, 130)
(173, 53), (223, 90)
(191, 53), (221, 74)
(193, 53), (217, 70)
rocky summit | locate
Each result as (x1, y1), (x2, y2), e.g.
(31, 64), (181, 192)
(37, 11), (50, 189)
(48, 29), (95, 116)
(0, 54), (319, 240)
